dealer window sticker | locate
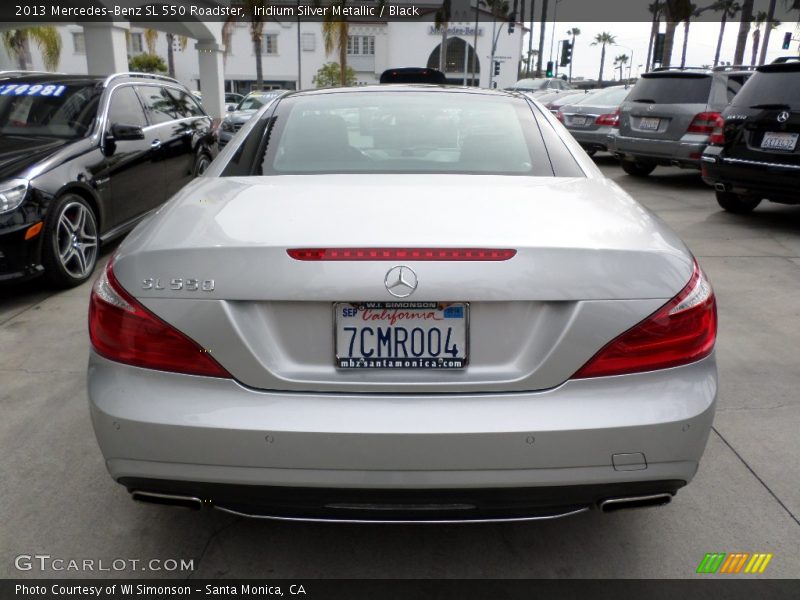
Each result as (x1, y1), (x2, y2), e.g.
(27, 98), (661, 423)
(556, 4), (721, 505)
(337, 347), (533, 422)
(0, 83), (67, 97)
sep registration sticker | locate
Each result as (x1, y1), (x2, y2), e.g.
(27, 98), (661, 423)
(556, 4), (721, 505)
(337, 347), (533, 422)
(0, 84), (67, 97)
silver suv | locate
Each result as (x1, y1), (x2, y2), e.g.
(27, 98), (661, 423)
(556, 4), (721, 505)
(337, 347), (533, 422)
(611, 66), (754, 177)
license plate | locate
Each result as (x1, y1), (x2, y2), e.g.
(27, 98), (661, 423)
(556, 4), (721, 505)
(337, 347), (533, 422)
(334, 302), (468, 369)
(639, 117), (660, 131)
(761, 131), (798, 151)
(570, 115), (587, 127)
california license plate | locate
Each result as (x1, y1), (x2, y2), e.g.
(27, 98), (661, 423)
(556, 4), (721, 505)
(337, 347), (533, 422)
(761, 132), (798, 151)
(334, 302), (468, 369)
(639, 117), (660, 131)
(570, 115), (587, 127)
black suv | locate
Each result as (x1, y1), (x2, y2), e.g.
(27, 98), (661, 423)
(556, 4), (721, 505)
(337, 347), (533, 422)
(701, 61), (800, 213)
(0, 72), (215, 286)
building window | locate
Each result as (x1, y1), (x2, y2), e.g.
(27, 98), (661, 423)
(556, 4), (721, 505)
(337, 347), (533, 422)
(127, 32), (143, 54)
(72, 32), (85, 54)
(262, 33), (278, 55)
(347, 35), (375, 56)
(301, 32), (315, 52)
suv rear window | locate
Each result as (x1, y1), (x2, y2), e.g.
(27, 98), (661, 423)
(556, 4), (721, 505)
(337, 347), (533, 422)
(628, 74), (712, 104)
(729, 69), (800, 110)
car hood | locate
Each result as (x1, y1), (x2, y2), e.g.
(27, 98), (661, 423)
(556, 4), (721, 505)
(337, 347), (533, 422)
(226, 110), (258, 123)
(114, 174), (693, 302)
(0, 135), (70, 180)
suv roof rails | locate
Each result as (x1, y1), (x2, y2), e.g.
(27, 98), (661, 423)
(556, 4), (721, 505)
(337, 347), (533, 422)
(651, 66), (710, 72)
(0, 70), (67, 76)
(711, 64), (759, 72)
(771, 56), (800, 64)
(103, 72), (180, 87)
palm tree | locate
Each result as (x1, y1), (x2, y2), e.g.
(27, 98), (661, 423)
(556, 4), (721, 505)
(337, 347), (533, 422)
(614, 53), (629, 81)
(733, 0), (755, 64)
(661, 0), (693, 68)
(143, 29), (158, 55)
(591, 32), (616, 85)
(567, 27), (580, 82)
(713, 1), (741, 66)
(680, 4), (697, 68)
(536, 0), (548, 77)
(322, 1), (350, 86)
(751, 11), (781, 65)
(758, 0), (779, 64)
(646, 1), (662, 71)
(435, 0), (451, 74)
(1, 27), (61, 71)
(166, 33), (188, 79)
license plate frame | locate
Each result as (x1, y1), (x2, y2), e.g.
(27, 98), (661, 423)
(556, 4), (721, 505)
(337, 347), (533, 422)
(570, 115), (588, 127)
(760, 131), (799, 151)
(639, 117), (660, 131)
(334, 302), (469, 369)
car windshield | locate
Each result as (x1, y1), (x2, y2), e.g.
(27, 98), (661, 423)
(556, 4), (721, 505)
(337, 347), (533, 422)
(238, 93), (276, 111)
(628, 74), (712, 104)
(0, 81), (101, 138)
(512, 78), (549, 91)
(256, 91), (550, 176)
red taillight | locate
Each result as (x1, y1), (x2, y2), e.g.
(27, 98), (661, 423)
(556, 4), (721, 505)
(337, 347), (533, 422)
(88, 262), (231, 378)
(287, 248), (517, 261)
(572, 261), (716, 379)
(555, 110), (565, 123)
(595, 108), (620, 128)
(687, 111), (722, 135)
(708, 114), (727, 145)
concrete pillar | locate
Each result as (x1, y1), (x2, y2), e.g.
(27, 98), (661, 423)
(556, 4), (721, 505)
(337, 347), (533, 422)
(196, 40), (225, 119)
(82, 22), (129, 75)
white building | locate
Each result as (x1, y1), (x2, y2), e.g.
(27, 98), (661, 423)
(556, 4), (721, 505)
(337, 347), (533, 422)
(0, 18), (524, 94)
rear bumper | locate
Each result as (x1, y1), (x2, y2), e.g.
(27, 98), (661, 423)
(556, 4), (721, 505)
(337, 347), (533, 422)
(701, 153), (800, 203)
(568, 128), (616, 152)
(611, 134), (708, 168)
(88, 352), (717, 519)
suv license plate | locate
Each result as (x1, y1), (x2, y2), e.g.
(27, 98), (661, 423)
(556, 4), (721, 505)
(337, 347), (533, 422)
(335, 302), (468, 369)
(639, 117), (660, 131)
(761, 132), (798, 151)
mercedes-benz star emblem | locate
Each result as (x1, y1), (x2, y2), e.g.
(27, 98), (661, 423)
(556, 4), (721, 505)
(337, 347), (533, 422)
(384, 265), (418, 298)
(777, 111), (790, 123)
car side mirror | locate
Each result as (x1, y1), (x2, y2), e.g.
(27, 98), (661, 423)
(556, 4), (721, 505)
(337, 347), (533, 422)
(227, 105), (235, 112)
(110, 123), (145, 141)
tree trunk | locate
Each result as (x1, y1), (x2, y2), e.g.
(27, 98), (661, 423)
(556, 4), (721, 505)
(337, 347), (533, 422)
(254, 36), (263, 89)
(536, 0), (548, 77)
(680, 19), (690, 67)
(751, 29), (760, 66)
(166, 33), (176, 78)
(759, 0), (777, 65)
(526, 0), (535, 76)
(568, 33), (574, 82)
(339, 22), (348, 86)
(598, 43), (606, 84)
(661, 21), (678, 67)
(714, 13), (727, 66)
(734, 0), (754, 65)
(647, 1), (661, 72)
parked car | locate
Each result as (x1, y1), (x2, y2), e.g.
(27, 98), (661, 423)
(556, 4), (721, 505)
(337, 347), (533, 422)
(0, 72), (215, 286)
(612, 66), (755, 176)
(509, 77), (574, 97)
(559, 85), (631, 155)
(88, 85), (717, 522)
(225, 92), (244, 112)
(543, 90), (592, 113)
(701, 60), (800, 213)
(217, 90), (284, 148)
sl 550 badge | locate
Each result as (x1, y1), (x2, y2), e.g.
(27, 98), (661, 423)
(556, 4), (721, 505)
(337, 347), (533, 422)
(142, 278), (215, 291)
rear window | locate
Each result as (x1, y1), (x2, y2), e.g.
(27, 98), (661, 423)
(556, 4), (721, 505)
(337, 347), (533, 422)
(250, 92), (555, 176)
(730, 70), (800, 110)
(628, 74), (712, 104)
(576, 86), (630, 106)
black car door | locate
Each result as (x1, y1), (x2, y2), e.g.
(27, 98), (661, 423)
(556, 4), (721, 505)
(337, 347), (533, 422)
(137, 85), (205, 202)
(102, 85), (166, 227)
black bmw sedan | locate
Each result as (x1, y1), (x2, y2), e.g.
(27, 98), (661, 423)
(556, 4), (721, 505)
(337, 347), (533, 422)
(0, 72), (216, 287)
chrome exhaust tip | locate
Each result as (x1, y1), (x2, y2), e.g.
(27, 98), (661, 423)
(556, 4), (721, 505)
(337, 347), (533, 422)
(599, 493), (673, 513)
(131, 491), (203, 511)
(714, 183), (728, 192)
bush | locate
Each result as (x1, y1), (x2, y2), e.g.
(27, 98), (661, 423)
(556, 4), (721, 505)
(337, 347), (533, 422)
(128, 53), (167, 74)
(313, 62), (357, 88)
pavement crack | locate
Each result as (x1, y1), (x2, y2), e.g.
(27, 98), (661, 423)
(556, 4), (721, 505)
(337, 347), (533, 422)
(184, 513), (243, 580)
(712, 426), (800, 528)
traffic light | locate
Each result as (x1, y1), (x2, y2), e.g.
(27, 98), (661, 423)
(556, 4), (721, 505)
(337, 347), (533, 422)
(653, 33), (666, 64)
(494, 61), (501, 76)
(783, 31), (792, 50)
(546, 61), (554, 77)
(560, 41), (573, 67)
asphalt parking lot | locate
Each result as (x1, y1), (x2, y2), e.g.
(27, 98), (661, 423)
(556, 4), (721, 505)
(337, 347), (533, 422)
(1, 157), (799, 579)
